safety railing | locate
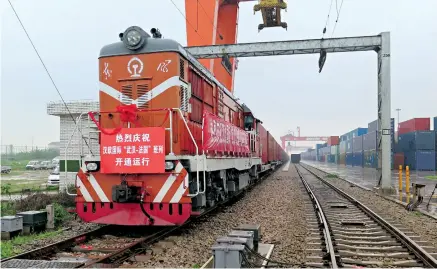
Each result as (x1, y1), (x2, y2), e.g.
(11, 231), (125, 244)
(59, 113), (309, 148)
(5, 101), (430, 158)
(64, 108), (205, 198)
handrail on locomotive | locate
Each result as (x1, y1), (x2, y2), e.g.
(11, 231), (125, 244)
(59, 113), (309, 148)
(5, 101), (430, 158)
(65, 107), (206, 197)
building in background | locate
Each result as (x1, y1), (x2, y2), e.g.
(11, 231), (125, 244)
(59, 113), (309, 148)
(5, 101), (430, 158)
(47, 100), (99, 190)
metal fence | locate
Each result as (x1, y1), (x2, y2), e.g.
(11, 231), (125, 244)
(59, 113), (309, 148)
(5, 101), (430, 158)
(1, 145), (51, 155)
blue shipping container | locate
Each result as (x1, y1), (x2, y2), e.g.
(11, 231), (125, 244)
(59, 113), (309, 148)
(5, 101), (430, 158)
(398, 131), (436, 151)
(353, 151), (364, 167)
(353, 136), (363, 152)
(364, 150), (377, 168)
(346, 153), (353, 166)
(363, 131), (377, 151)
(404, 151), (436, 171)
(352, 127), (368, 138)
(346, 139), (353, 153)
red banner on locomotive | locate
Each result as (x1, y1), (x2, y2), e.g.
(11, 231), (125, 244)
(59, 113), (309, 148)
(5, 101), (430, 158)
(202, 111), (250, 155)
(100, 127), (166, 174)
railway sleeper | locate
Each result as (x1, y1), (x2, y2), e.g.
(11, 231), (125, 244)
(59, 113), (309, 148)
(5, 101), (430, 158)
(341, 258), (423, 267)
(338, 250), (414, 259)
(336, 244), (406, 252)
(335, 238), (399, 246)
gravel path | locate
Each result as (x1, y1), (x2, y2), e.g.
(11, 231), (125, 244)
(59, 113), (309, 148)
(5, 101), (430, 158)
(305, 164), (437, 250)
(124, 167), (310, 268)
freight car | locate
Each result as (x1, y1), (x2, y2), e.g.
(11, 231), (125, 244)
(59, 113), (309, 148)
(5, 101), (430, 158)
(70, 26), (287, 226)
(290, 154), (301, 164)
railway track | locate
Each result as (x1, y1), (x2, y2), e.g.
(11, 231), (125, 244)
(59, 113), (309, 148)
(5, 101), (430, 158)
(1, 167), (280, 268)
(295, 163), (437, 268)
(0, 225), (180, 268)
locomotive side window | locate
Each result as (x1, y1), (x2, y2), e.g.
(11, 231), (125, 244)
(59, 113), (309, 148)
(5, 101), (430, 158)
(244, 115), (254, 130)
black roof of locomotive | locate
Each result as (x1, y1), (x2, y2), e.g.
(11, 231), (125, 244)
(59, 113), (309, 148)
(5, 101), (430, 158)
(99, 38), (181, 58)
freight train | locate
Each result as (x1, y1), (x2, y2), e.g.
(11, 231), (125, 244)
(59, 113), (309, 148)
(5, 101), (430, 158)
(74, 26), (288, 226)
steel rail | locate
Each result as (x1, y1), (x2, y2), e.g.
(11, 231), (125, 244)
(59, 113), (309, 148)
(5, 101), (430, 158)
(1, 225), (110, 262)
(83, 165), (280, 267)
(295, 164), (338, 269)
(1, 165), (282, 268)
(299, 163), (437, 268)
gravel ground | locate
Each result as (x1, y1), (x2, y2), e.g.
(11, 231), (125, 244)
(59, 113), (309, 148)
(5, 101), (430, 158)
(124, 167), (310, 268)
(305, 164), (437, 250)
(11, 218), (100, 253)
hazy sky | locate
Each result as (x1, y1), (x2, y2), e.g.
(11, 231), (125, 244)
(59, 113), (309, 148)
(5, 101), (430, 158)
(1, 0), (436, 147)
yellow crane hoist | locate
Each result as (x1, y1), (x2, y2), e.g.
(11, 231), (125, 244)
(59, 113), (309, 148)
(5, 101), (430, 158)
(254, 0), (287, 32)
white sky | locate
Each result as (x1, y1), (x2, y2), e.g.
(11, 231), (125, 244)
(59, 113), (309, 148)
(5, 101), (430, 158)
(1, 0), (437, 147)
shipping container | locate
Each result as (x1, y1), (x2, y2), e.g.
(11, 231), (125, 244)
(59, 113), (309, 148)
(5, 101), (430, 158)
(398, 131), (436, 151)
(330, 145), (338, 155)
(353, 136), (363, 152)
(290, 154), (301, 163)
(364, 150), (377, 168)
(363, 131), (377, 151)
(346, 153), (353, 166)
(399, 118), (430, 135)
(339, 153), (346, 165)
(353, 151), (364, 167)
(434, 116), (437, 131)
(404, 151), (436, 171)
(368, 118), (395, 150)
(346, 139), (353, 153)
(351, 128), (368, 138)
(339, 141), (347, 154)
(368, 118), (395, 133)
(328, 136), (340, 146)
(394, 153), (404, 168)
(329, 154), (339, 164)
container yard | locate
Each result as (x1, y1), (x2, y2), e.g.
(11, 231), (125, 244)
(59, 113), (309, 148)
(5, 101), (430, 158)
(302, 116), (437, 171)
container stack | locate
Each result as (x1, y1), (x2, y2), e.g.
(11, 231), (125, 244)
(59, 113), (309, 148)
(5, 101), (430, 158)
(398, 119), (436, 171)
(363, 131), (377, 168)
(327, 136), (339, 164)
(352, 135), (363, 166)
(300, 116), (436, 172)
(339, 141), (346, 165)
(345, 139), (354, 166)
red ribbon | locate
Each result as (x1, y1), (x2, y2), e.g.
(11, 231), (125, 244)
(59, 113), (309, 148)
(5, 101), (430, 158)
(88, 105), (170, 135)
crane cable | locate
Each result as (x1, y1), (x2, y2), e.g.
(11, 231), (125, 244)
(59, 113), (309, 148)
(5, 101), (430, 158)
(330, 0), (345, 37)
(7, 0), (94, 155)
(321, 0), (334, 39)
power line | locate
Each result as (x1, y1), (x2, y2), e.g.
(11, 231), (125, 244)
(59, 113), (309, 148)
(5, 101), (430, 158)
(168, 0), (219, 55)
(197, 0), (223, 40)
(7, 0), (94, 155)
(330, 0), (344, 37)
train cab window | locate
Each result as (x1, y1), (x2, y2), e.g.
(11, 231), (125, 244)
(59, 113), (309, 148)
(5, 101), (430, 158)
(244, 115), (254, 131)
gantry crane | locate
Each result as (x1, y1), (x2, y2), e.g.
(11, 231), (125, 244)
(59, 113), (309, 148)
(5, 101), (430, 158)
(185, 0), (288, 92)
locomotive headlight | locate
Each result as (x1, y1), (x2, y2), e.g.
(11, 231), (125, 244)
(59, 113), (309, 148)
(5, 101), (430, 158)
(121, 26), (149, 50)
(86, 162), (98, 172)
(165, 161), (175, 170)
(126, 29), (141, 46)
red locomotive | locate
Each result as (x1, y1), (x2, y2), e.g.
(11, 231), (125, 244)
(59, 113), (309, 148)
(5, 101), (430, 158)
(74, 26), (288, 226)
